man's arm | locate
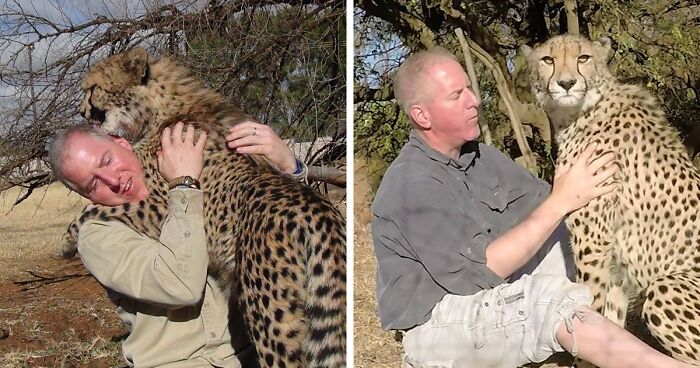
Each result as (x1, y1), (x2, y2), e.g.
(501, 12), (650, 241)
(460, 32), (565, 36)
(485, 144), (617, 278)
(78, 189), (208, 308)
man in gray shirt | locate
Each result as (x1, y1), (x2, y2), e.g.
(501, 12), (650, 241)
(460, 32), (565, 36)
(371, 47), (694, 368)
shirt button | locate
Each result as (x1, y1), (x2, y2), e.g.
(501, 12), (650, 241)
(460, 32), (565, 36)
(203, 302), (209, 308)
(210, 332), (216, 338)
(184, 231), (191, 238)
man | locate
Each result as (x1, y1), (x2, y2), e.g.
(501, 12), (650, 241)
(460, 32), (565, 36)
(48, 121), (305, 368)
(371, 47), (694, 368)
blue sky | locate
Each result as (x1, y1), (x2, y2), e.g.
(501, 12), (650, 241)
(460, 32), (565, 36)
(0, 0), (206, 126)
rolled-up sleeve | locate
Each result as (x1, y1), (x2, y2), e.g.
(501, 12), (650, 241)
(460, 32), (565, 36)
(78, 188), (208, 308)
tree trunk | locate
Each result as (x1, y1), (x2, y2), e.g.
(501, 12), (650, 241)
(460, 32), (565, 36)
(565, 0), (580, 35)
(455, 28), (493, 145)
(455, 31), (538, 174)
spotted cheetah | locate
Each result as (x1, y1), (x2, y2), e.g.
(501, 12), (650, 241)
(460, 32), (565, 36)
(522, 35), (700, 364)
(60, 48), (346, 368)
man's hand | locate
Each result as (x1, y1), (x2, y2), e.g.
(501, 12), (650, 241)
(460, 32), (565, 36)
(157, 122), (207, 182)
(550, 143), (618, 215)
(226, 121), (298, 174)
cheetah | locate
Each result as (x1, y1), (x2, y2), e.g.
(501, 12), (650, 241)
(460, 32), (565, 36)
(522, 35), (700, 364)
(59, 48), (346, 368)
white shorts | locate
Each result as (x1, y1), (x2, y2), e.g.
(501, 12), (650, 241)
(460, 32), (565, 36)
(403, 242), (592, 368)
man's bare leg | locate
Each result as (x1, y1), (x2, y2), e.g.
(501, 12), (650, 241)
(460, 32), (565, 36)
(556, 307), (697, 368)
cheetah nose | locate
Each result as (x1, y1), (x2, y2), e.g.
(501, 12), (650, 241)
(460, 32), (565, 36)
(558, 79), (576, 91)
(90, 106), (106, 123)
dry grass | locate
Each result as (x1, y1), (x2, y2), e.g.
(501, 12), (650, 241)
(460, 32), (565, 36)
(1, 336), (120, 368)
(0, 184), (121, 368)
(0, 181), (347, 368)
(354, 157), (403, 368)
(0, 184), (88, 280)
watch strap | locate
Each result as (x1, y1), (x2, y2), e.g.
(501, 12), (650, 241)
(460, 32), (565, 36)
(168, 176), (201, 190)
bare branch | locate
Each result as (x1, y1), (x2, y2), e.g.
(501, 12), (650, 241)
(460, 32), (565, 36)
(1, 0), (346, 198)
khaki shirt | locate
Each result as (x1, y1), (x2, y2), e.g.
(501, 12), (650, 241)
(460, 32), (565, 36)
(78, 189), (252, 368)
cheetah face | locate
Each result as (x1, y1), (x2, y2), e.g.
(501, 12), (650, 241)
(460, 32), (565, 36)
(79, 48), (154, 142)
(521, 35), (613, 111)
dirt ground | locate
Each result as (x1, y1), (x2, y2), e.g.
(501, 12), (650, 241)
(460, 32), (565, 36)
(0, 184), (125, 368)
(0, 182), (348, 368)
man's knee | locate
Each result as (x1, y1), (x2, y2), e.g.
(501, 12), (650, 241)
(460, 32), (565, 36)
(521, 274), (595, 361)
(554, 306), (605, 357)
(528, 273), (591, 304)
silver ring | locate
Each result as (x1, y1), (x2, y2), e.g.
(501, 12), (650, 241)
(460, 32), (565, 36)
(253, 127), (257, 136)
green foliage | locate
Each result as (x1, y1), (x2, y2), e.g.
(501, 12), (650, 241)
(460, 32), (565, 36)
(356, 0), (700, 178)
(588, 0), (700, 144)
(354, 101), (410, 163)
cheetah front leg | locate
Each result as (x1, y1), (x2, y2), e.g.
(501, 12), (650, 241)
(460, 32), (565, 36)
(601, 255), (636, 327)
(237, 226), (309, 368)
(58, 204), (97, 259)
(570, 233), (615, 316)
(569, 230), (616, 368)
(59, 220), (81, 258)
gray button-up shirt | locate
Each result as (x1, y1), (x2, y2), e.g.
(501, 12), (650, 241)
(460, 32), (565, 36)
(371, 131), (552, 330)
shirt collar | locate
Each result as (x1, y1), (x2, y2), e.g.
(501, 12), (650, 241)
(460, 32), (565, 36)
(408, 130), (479, 171)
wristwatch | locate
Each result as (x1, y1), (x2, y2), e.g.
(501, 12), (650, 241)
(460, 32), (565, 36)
(168, 175), (201, 190)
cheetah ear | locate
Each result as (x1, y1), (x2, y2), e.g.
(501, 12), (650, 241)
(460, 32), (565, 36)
(594, 37), (614, 62)
(125, 48), (150, 85)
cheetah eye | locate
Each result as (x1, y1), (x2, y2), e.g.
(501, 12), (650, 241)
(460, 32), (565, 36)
(578, 55), (591, 63)
(541, 56), (554, 65)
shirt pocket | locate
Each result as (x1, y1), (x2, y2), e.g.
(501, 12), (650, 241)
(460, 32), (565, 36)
(461, 232), (490, 264)
(478, 183), (509, 212)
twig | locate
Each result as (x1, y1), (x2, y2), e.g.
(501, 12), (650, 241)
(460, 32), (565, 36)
(14, 270), (91, 291)
(455, 28), (493, 145)
(455, 31), (538, 173)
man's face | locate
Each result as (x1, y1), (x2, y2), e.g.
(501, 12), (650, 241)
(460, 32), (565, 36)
(61, 133), (149, 206)
(420, 59), (481, 144)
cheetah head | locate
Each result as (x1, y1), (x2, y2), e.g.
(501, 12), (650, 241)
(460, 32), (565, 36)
(79, 48), (155, 142)
(521, 35), (613, 129)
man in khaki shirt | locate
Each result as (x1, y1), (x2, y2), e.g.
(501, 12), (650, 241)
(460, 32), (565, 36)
(48, 121), (306, 367)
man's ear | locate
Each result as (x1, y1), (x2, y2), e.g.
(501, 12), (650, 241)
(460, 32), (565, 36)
(112, 136), (134, 152)
(410, 104), (431, 130)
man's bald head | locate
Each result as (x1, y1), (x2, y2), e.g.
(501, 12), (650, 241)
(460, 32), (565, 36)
(393, 47), (460, 120)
